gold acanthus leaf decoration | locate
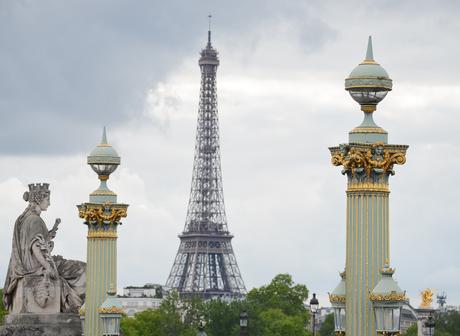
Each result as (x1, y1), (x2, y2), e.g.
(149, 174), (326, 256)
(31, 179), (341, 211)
(370, 292), (407, 302)
(78, 203), (128, 225)
(98, 306), (124, 314)
(331, 143), (406, 177)
(329, 294), (346, 303)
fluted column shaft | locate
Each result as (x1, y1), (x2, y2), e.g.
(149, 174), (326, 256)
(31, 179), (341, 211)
(330, 142), (407, 336)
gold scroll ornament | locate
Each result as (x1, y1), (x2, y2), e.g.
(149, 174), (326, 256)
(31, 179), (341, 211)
(78, 203), (127, 225)
(331, 142), (406, 178)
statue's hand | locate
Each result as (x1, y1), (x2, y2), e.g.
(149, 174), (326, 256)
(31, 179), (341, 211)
(49, 218), (61, 239)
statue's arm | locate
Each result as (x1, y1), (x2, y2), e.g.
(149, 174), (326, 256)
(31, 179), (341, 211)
(31, 235), (57, 279)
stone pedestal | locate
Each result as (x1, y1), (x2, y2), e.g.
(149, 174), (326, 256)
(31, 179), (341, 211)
(0, 313), (81, 336)
(12, 275), (60, 314)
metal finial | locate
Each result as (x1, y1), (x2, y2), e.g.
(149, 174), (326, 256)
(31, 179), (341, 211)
(208, 14), (212, 44)
(365, 35), (374, 61)
(101, 126), (108, 145)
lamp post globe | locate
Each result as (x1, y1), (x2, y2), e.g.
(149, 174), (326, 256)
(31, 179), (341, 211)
(345, 36), (392, 113)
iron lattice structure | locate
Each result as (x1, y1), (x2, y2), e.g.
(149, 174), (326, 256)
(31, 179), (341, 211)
(166, 31), (246, 298)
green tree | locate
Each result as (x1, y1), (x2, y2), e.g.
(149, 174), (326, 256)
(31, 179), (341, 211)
(246, 274), (310, 336)
(259, 308), (308, 336)
(247, 274), (309, 318)
(435, 311), (460, 336)
(0, 289), (7, 326)
(121, 274), (311, 336)
(121, 291), (196, 336)
(319, 313), (334, 336)
(403, 324), (417, 336)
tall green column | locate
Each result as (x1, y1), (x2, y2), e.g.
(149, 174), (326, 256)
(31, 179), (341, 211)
(78, 128), (128, 336)
(329, 37), (407, 336)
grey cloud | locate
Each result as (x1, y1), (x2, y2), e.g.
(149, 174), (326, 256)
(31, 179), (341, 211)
(1, 0), (316, 154)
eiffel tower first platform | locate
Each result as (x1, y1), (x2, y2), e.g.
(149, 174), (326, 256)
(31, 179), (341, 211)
(165, 26), (246, 299)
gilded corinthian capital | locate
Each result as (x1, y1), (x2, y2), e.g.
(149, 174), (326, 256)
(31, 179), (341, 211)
(329, 142), (408, 189)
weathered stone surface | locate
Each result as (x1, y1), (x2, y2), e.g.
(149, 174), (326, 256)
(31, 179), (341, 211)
(3, 184), (86, 314)
(12, 276), (60, 314)
(0, 313), (81, 336)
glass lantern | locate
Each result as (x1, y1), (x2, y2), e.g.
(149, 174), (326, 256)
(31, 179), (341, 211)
(240, 310), (248, 328)
(98, 287), (123, 336)
(348, 88), (389, 107)
(310, 293), (319, 314)
(373, 302), (402, 335)
(100, 313), (121, 336)
(80, 314), (85, 336)
(332, 304), (346, 335)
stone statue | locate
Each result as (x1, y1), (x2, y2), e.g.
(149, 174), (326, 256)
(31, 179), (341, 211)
(2, 183), (86, 314)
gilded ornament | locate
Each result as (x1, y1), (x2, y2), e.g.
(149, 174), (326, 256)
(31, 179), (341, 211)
(78, 202), (128, 225)
(347, 182), (389, 192)
(369, 292), (406, 302)
(420, 288), (434, 309)
(87, 230), (118, 239)
(79, 307), (85, 316)
(330, 142), (407, 183)
(98, 306), (124, 314)
(349, 127), (387, 134)
(329, 294), (346, 303)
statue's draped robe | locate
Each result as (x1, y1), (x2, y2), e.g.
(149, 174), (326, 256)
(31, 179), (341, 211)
(3, 209), (85, 313)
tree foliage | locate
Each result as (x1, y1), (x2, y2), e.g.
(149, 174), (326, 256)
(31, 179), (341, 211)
(434, 311), (460, 336)
(319, 313), (334, 336)
(121, 274), (311, 336)
(403, 323), (417, 336)
(0, 289), (7, 326)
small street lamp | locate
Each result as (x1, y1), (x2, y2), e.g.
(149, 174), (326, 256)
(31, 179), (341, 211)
(370, 265), (406, 336)
(240, 310), (248, 336)
(424, 314), (435, 336)
(98, 287), (124, 336)
(310, 293), (319, 336)
(329, 272), (346, 336)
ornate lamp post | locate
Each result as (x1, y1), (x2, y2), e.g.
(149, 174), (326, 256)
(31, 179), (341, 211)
(99, 287), (124, 336)
(240, 310), (248, 336)
(370, 265), (406, 335)
(329, 36), (408, 336)
(310, 293), (319, 336)
(330, 272), (346, 336)
(78, 128), (128, 336)
(424, 314), (435, 336)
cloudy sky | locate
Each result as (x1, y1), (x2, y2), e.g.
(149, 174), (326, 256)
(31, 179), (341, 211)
(1, 0), (459, 308)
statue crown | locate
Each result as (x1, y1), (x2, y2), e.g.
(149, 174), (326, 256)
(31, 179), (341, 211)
(24, 183), (50, 203)
(28, 183), (50, 193)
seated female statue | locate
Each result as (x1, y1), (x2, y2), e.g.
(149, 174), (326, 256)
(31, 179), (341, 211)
(3, 183), (86, 314)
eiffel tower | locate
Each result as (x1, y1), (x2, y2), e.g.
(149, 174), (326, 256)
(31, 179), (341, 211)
(165, 25), (246, 299)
